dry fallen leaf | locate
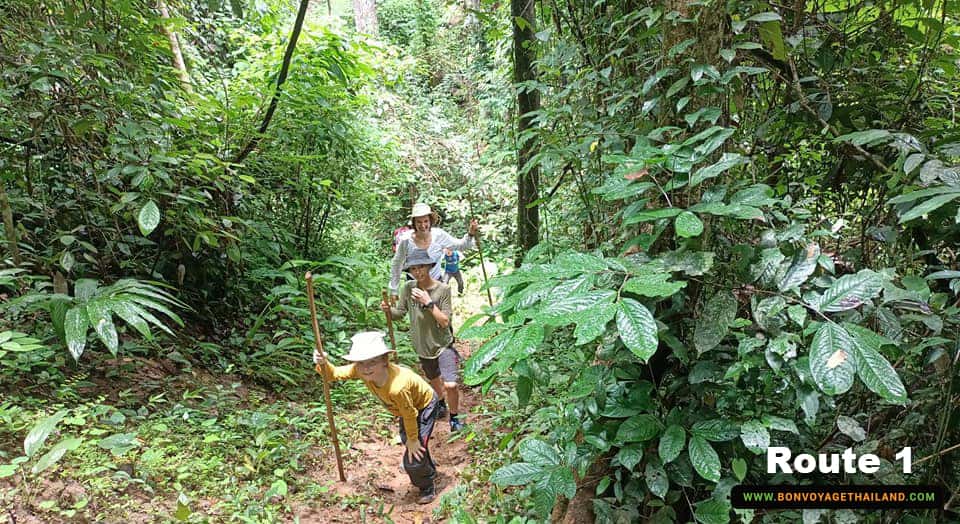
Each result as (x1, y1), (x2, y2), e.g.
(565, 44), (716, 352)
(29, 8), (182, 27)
(624, 168), (648, 180)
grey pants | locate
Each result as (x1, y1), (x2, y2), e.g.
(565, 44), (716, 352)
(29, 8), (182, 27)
(399, 396), (439, 491)
(444, 270), (464, 294)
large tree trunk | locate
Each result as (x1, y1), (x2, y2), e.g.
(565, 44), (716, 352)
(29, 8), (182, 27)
(157, 0), (192, 93)
(513, 0), (540, 264)
(353, 0), (378, 35)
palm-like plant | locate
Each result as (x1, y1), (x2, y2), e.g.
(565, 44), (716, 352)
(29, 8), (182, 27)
(51, 279), (187, 360)
(0, 277), (188, 361)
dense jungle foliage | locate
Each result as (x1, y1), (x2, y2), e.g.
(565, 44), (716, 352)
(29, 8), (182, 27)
(1, 0), (959, 522)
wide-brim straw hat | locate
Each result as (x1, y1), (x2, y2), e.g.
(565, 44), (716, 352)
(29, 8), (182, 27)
(342, 331), (394, 362)
(410, 203), (441, 224)
(403, 248), (437, 270)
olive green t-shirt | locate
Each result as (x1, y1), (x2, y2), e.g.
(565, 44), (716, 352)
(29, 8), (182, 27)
(390, 280), (454, 359)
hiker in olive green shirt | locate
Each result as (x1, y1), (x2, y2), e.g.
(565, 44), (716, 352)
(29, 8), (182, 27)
(382, 249), (465, 432)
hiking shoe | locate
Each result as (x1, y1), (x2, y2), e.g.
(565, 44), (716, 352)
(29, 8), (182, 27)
(450, 417), (465, 432)
(417, 485), (437, 504)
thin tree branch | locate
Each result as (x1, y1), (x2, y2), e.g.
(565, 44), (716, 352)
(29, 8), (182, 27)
(233, 0), (311, 164)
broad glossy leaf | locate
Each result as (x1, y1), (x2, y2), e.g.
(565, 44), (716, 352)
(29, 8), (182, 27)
(778, 243), (820, 291)
(761, 415), (799, 434)
(616, 414), (662, 443)
(538, 290), (616, 326)
(675, 211), (704, 238)
(108, 300), (152, 339)
(688, 436), (721, 482)
(751, 248), (786, 286)
(694, 292), (738, 354)
(573, 303), (616, 345)
(898, 193), (960, 223)
(624, 207), (683, 225)
(903, 153), (924, 174)
(887, 185), (960, 204)
(31, 437), (82, 474)
(691, 153), (743, 187)
(489, 462), (542, 486)
(617, 445), (643, 470)
(809, 323), (857, 395)
(97, 432), (140, 456)
(24, 410), (68, 457)
(86, 301), (118, 355)
(64, 308), (88, 361)
(732, 458), (747, 481)
(833, 129), (891, 146)
(520, 439), (559, 466)
(694, 498), (731, 524)
(623, 273), (686, 298)
(617, 298), (659, 361)
(645, 462), (670, 499)
(691, 419), (740, 442)
(809, 270), (884, 312)
(543, 467), (577, 501)
(138, 200), (161, 236)
(659, 424), (686, 463)
(844, 323), (908, 403)
(740, 420), (769, 454)
(464, 329), (514, 385)
(837, 416), (866, 442)
(74, 279), (98, 301)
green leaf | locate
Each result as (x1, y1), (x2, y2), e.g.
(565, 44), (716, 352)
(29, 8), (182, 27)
(897, 193), (960, 223)
(74, 279), (98, 301)
(688, 436), (721, 482)
(691, 153), (743, 187)
(108, 300), (153, 340)
(809, 323), (858, 395)
(64, 308), (88, 361)
(732, 458), (747, 481)
(675, 211), (704, 238)
(645, 462), (670, 499)
(903, 153), (924, 174)
(719, 48), (736, 63)
(86, 301), (118, 355)
(137, 200), (161, 236)
(747, 11), (781, 22)
(844, 324), (908, 403)
(573, 303), (616, 345)
(60, 251), (75, 272)
(694, 292), (738, 354)
(31, 437), (82, 474)
(836, 415), (866, 442)
(808, 270), (884, 312)
(24, 410), (68, 457)
(538, 290), (617, 326)
(659, 425), (686, 463)
(489, 462), (543, 486)
(691, 419), (740, 442)
(761, 415), (799, 434)
(694, 498), (731, 524)
(787, 304), (807, 327)
(622, 273), (686, 298)
(739, 420), (769, 454)
(97, 432), (140, 456)
(0, 464), (18, 478)
(617, 298), (659, 362)
(542, 467), (577, 501)
(887, 186), (960, 204)
(624, 207), (683, 225)
(616, 414), (662, 443)
(751, 248), (786, 286)
(617, 445), (643, 470)
(778, 243), (820, 291)
(520, 439), (560, 466)
(833, 129), (892, 146)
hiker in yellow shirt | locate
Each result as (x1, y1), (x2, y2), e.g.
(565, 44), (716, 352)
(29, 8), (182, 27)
(314, 331), (440, 504)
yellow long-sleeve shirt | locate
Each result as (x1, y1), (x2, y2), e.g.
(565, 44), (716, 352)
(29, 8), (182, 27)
(315, 361), (434, 444)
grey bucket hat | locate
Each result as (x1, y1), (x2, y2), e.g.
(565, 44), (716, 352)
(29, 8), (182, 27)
(403, 248), (436, 270)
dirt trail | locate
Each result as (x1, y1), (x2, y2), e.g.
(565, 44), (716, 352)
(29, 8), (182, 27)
(297, 267), (494, 523)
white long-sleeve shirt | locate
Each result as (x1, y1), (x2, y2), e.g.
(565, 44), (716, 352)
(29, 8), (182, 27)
(389, 227), (474, 295)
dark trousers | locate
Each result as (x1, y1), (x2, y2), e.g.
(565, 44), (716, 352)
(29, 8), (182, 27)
(399, 396), (439, 491)
(443, 270), (464, 294)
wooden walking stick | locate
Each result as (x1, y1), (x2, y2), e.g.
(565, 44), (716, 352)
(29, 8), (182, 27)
(466, 189), (494, 308)
(304, 272), (347, 482)
(381, 289), (398, 357)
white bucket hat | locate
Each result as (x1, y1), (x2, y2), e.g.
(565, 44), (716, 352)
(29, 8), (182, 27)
(410, 203), (432, 217)
(342, 331), (394, 362)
